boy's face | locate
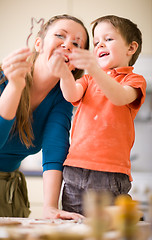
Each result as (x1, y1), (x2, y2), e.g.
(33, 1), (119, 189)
(93, 21), (131, 70)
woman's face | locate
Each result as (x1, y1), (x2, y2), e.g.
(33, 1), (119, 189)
(35, 19), (87, 72)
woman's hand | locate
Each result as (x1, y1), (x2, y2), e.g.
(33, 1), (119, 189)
(2, 48), (32, 90)
(0, 48), (32, 120)
(43, 206), (85, 221)
(43, 170), (85, 222)
(49, 53), (69, 79)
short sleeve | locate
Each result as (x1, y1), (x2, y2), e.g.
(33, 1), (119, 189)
(123, 74), (147, 109)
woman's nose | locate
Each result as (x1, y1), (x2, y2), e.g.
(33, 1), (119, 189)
(61, 40), (72, 51)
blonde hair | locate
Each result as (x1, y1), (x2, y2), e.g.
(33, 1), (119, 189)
(0, 14), (89, 148)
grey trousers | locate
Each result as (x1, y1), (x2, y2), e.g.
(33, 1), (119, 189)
(62, 166), (131, 215)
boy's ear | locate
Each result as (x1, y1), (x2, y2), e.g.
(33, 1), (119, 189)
(128, 41), (138, 56)
(35, 37), (42, 52)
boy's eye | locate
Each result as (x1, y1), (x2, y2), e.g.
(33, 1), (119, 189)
(94, 42), (99, 47)
(106, 38), (113, 41)
(55, 34), (65, 39)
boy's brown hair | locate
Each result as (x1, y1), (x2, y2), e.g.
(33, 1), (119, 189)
(91, 15), (142, 66)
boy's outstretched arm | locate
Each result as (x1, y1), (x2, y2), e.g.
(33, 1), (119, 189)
(69, 48), (141, 106)
(50, 53), (84, 102)
(60, 72), (84, 103)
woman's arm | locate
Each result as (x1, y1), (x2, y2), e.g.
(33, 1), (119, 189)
(42, 99), (83, 220)
(43, 170), (83, 220)
(0, 48), (31, 148)
(0, 48), (31, 119)
(43, 169), (62, 216)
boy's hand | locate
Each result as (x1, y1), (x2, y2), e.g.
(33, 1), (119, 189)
(68, 48), (98, 75)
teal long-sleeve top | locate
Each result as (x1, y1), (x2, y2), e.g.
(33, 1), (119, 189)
(0, 71), (73, 172)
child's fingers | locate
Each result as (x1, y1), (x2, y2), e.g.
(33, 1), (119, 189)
(68, 48), (88, 60)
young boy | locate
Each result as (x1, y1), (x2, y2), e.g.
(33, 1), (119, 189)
(51, 15), (146, 215)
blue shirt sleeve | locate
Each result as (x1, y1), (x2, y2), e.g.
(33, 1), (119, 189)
(42, 99), (73, 172)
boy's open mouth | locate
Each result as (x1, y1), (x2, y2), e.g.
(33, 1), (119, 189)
(99, 52), (109, 58)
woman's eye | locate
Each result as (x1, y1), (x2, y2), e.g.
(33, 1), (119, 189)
(55, 34), (64, 39)
(73, 42), (81, 48)
(72, 41), (80, 48)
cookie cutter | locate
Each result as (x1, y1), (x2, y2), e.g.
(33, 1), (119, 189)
(26, 17), (45, 48)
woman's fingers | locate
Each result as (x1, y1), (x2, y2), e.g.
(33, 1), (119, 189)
(2, 48), (32, 69)
(3, 60), (31, 73)
(1, 48), (32, 83)
(56, 210), (85, 221)
(2, 48), (31, 62)
(43, 206), (85, 221)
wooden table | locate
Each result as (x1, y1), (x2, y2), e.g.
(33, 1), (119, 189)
(0, 218), (151, 240)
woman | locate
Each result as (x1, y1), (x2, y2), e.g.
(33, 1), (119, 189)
(0, 14), (89, 219)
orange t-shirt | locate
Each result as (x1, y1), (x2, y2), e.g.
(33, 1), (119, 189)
(63, 67), (146, 181)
